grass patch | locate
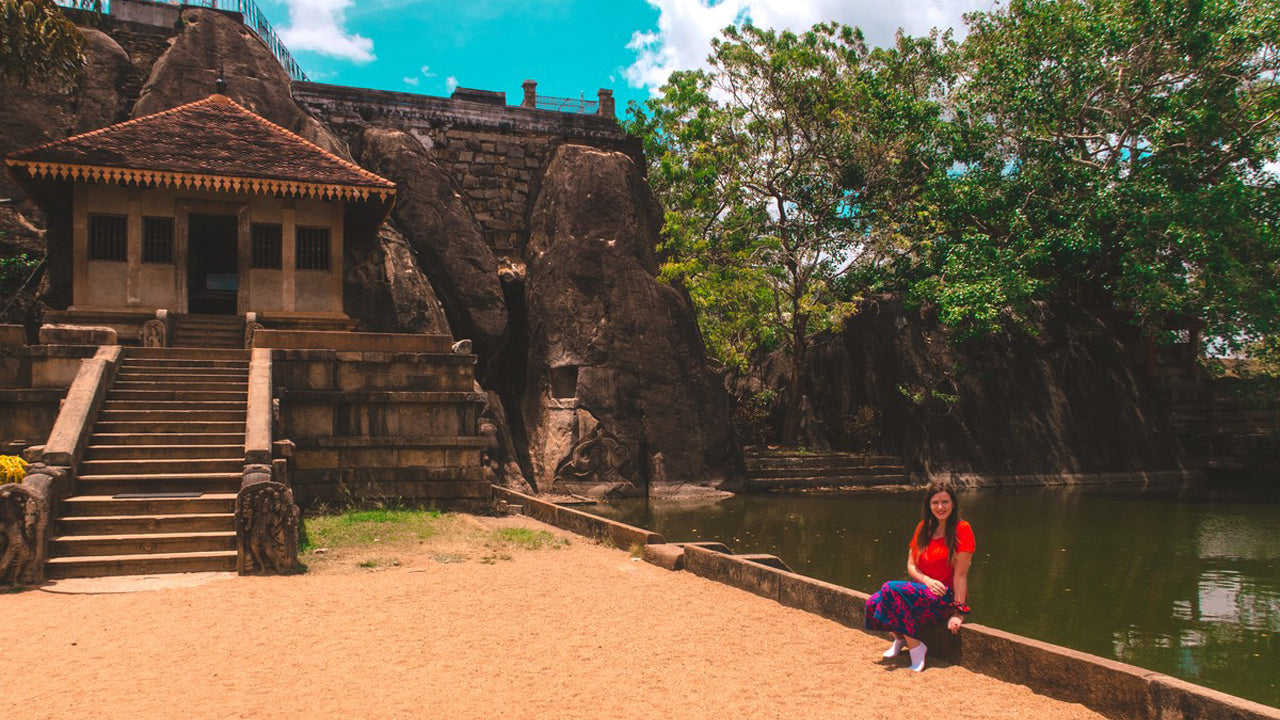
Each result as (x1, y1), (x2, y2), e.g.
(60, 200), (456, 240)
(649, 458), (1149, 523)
(302, 507), (445, 552)
(490, 527), (567, 550)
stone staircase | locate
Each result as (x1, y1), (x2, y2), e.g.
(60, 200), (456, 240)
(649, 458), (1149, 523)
(45, 347), (250, 578)
(744, 449), (910, 490)
(171, 314), (244, 349)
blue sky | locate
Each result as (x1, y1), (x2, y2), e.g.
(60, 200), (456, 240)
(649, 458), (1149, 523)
(258, 0), (989, 116)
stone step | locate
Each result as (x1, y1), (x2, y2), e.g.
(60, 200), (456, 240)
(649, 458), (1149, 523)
(94, 420), (245, 434)
(745, 474), (909, 489)
(98, 409), (246, 423)
(50, 531), (236, 557)
(89, 432), (244, 446)
(101, 400), (246, 411)
(80, 457), (243, 475)
(58, 513), (235, 535)
(114, 375), (249, 386)
(745, 455), (901, 470)
(61, 493), (237, 517)
(45, 550), (237, 578)
(75, 472), (241, 495)
(123, 348), (249, 361)
(84, 444), (243, 461)
(108, 389), (248, 402)
(118, 360), (250, 371)
(745, 465), (907, 479)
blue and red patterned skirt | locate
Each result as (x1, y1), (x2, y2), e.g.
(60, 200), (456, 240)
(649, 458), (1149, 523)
(865, 581), (954, 637)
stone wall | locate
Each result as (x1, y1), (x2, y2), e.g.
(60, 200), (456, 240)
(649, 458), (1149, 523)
(271, 342), (488, 509)
(0, 336), (100, 450)
(292, 82), (639, 258)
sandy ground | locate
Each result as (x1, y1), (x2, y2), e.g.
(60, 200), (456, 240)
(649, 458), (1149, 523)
(4, 516), (1107, 720)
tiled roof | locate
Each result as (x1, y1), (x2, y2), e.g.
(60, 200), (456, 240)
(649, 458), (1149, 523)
(5, 95), (394, 201)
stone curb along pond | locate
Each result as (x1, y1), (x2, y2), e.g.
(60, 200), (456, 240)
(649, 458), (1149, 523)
(492, 487), (1280, 720)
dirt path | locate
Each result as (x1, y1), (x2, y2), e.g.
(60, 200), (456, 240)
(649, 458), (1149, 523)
(4, 516), (1106, 720)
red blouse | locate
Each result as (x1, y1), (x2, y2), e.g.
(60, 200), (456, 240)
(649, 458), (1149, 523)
(910, 520), (975, 588)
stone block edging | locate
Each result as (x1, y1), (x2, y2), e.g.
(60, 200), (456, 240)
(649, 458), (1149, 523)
(675, 544), (1279, 720)
(491, 486), (662, 550)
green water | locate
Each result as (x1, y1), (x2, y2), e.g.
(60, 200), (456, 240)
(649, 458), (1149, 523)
(596, 484), (1280, 707)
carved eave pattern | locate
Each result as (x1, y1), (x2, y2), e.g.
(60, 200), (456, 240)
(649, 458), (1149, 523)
(6, 159), (395, 202)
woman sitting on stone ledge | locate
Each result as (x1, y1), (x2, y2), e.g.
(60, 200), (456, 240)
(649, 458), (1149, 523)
(865, 482), (974, 672)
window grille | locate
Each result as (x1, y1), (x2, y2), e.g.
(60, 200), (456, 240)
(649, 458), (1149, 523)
(252, 223), (283, 269)
(88, 214), (127, 262)
(142, 216), (174, 263)
(296, 226), (330, 271)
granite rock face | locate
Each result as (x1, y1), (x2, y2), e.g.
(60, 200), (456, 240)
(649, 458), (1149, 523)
(343, 223), (451, 335)
(0, 27), (131, 202)
(734, 295), (1187, 482)
(132, 9), (346, 157)
(354, 126), (509, 363)
(522, 144), (743, 497)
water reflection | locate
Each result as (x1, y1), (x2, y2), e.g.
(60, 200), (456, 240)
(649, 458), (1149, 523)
(597, 485), (1280, 707)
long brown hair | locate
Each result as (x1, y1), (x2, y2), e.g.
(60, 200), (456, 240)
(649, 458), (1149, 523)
(914, 482), (961, 562)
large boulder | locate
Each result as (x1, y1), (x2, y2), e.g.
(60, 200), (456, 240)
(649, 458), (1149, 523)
(354, 126), (508, 362)
(132, 9), (346, 157)
(522, 144), (742, 497)
(343, 223), (450, 334)
(0, 27), (131, 201)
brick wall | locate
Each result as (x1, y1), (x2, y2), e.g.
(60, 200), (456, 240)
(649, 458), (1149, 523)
(292, 82), (642, 258)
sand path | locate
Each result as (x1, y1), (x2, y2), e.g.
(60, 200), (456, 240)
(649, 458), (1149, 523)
(4, 516), (1105, 720)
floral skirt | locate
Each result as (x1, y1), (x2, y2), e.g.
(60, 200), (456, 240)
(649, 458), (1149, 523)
(864, 581), (954, 637)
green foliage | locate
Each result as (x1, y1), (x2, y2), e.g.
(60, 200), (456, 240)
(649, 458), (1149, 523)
(0, 1), (100, 87)
(0, 254), (41, 298)
(631, 0), (1280, 377)
(489, 527), (567, 550)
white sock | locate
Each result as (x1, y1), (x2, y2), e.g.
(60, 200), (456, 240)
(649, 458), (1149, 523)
(908, 641), (928, 672)
(882, 638), (905, 658)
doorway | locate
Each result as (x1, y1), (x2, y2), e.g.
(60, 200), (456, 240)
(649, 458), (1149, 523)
(188, 213), (238, 314)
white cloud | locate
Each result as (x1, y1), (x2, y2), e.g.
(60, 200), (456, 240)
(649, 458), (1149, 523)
(625, 0), (986, 94)
(278, 0), (375, 64)
(445, 76), (459, 94)
(421, 65), (437, 77)
(403, 76), (420, 87)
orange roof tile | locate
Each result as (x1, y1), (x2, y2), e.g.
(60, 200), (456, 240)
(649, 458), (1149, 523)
(5, 94), (394, 201)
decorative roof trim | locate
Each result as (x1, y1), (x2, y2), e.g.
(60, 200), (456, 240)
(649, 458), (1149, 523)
(6, 158), (395, 202)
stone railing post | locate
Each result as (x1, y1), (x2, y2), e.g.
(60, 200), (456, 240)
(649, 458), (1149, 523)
(522, 79), (537, 108)
(244, 311), (264, 349)
(597, 88), (615, 117)
(2, 345), (119, 585)
(236, 347), (299, 574)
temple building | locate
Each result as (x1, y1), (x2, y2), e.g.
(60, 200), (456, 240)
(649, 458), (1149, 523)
(4, 93), (396, 342)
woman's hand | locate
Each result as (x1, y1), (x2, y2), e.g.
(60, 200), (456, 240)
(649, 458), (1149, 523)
(948, 615), (963, 633)
(923, 578), (948, 597)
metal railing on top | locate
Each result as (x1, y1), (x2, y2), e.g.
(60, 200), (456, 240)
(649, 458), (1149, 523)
(535, 94), (599, 115)
(56, 0), (309, 82)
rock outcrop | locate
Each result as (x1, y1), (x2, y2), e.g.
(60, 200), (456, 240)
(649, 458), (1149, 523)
(354, 126), (509, 363)
(734, 295), (1188, 483)
(522, 145), (742, 497)
(132, 9), (346, 157)
(343, 224), (451, 335)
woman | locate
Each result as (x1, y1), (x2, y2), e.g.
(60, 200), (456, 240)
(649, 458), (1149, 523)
(865, 482), (974, 672)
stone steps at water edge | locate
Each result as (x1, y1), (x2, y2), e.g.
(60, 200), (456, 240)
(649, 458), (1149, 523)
(745, 465), (908, 480)
(743, 449), (910, 489)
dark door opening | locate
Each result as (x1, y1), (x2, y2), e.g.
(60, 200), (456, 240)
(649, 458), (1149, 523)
(188, 213), (238, 315)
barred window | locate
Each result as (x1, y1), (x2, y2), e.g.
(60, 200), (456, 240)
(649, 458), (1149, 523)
(88, 214), (127, 262)
(295, 226), (330, 271)
(251, 223), (282, 269)
(142, 216), (173, 263)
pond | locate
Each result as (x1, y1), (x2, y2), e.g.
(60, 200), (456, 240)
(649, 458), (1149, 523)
(595, 483), (1280, 708)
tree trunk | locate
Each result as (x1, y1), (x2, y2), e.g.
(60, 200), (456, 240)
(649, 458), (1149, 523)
(780, 315), (808, 446)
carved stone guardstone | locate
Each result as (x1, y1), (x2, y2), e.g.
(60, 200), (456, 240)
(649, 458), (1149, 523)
(141, 309), (169, 348)
(0, 467), (57, 585)
(235, 463), (300, 574)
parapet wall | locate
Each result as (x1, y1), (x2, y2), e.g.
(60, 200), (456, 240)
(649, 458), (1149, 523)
(292, 82), (639, 257)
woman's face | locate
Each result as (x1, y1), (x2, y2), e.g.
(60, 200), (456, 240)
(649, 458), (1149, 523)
(929, 491), (953, 522)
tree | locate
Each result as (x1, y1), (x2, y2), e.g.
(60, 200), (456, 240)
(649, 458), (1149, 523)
(628, 24), (952, 444)
(0, 0), (100, 87)
(909, 0), (1280, 343)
